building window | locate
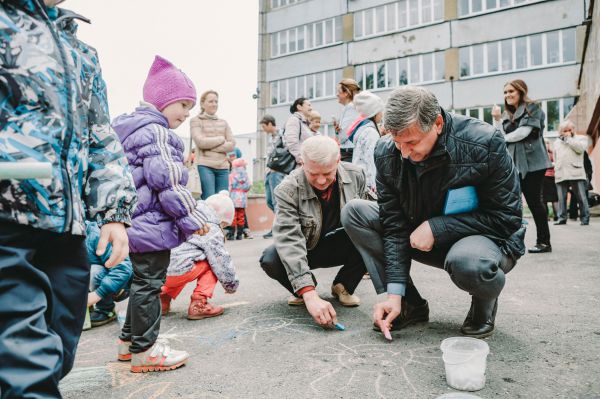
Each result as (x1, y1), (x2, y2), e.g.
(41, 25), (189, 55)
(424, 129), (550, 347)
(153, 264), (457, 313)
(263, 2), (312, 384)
(459, 47), (470, 77)
(270, 81), (278, 105)
(562, 28), (576, 62)
(487, 42), (499, 73)
(546, 31), (560, 64)
(271, 0), (307, 9)
(459, 28), (577, 78)
(270, 17), (343, 58)
(271, 34), (279, 58)
(354, 0), (444, 40)
(545, 97), (576, 133)
(399, 58), (409, 85)
(354, 50), (445, 91)
(529, 34), (543, 66)
(500, 39), (513, 71)
(435, 52), (445, 80)
(458, 0), (544, 17)
(268, 68), (344, 105)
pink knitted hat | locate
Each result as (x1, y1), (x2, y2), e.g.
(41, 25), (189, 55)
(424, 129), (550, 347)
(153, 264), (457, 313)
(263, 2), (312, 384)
(143, 55), (197, 111)
(232, 158), (247, 168)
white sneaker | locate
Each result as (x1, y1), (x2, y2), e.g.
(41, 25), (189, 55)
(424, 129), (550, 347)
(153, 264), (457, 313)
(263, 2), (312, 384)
(117, 339), (131, 361)
(130, 339), (189, 373)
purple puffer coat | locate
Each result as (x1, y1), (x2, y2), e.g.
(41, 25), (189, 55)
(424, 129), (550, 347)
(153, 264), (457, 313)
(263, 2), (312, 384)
(112, 104), (209, 253)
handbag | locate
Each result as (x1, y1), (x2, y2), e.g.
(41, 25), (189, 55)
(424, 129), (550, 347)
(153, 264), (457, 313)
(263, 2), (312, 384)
(186, 162), (202, 199)
(266, 119), (302, 175)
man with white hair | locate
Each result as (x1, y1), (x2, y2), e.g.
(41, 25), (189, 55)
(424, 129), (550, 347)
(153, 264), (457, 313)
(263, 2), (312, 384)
(260, 136), (368, 328)
(342, 86), (526, 338)
(553, 120), (591, 226)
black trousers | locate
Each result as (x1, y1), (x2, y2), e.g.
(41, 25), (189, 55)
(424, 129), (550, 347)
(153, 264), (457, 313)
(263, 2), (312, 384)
(521, 169), (551, 245)
(119, 250), (170, 353)
(259, 229), (366, 295)
(0, 221), (89, 399)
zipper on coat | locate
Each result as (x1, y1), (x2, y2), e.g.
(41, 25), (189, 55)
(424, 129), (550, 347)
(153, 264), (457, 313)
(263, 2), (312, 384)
(38, 4), (74, 233)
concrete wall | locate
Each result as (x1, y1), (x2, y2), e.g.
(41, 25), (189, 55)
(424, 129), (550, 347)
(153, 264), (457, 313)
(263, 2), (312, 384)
(266, 44), (347, 81)
(451, 0), (585, 46)
(568, 0), (600, 190)
(267, 0), (346, 32)
(348, 22), (451, 64)
(453, 64), (580, 108)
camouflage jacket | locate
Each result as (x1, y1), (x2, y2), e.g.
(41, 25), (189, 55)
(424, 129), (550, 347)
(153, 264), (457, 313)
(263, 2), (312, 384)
(0, 0), (137, 235)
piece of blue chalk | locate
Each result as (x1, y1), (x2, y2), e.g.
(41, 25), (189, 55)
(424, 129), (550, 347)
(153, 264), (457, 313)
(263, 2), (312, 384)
(334, 323), (345, 331)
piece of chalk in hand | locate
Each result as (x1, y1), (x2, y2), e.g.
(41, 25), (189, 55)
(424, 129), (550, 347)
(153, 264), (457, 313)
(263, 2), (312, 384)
(334, 323), (345, 331)
(380, 322), (393, 341)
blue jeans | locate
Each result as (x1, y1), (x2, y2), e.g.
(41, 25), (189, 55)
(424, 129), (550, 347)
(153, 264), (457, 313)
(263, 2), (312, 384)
(198, 166), (230, 200)
(265, 171), (286, 212)
(556, 180), (590, 224)
(89, 264), (116, 314)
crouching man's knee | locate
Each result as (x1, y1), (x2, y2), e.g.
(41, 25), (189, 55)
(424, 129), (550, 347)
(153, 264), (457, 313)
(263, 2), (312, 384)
(259, 245), (281, 278)
(444, 238), (506, 300)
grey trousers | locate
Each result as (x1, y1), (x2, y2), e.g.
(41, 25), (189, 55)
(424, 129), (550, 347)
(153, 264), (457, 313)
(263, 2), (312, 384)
(556, 180), (590, 224)
(341, 199), (515, 301)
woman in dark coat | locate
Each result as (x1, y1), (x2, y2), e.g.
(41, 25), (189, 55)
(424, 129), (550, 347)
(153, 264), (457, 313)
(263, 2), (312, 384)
(492, 79), (552, 253)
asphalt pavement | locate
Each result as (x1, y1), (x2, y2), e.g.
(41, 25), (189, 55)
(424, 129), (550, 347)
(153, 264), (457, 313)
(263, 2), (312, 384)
(60, 219), (600, 399)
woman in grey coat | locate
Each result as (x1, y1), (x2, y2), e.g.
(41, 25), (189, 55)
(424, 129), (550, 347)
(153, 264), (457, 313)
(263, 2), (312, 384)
(493, 79), (552, 253)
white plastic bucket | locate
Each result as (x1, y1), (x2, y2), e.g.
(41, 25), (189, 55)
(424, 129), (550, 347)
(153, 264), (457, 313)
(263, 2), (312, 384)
(440, 337), (490, 391)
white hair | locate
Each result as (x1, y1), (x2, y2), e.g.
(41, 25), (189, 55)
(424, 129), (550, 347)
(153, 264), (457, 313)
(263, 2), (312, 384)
(301, 136), (340, 165)
(558, 119), (575, 134)
(384, 86), (440, 133)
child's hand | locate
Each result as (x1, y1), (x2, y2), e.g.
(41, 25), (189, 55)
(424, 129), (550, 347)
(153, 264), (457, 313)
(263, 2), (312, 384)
(194, 225), (210, 236)
(97, 222), (129, 268)
(87, 291), (102, 307)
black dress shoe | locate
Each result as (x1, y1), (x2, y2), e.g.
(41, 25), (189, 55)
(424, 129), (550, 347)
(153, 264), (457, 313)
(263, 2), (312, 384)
(461, 297), (498, 338)
(528, 243), (552, 253)
(553, 220), (567, 225)
(373, 299), (429, 332)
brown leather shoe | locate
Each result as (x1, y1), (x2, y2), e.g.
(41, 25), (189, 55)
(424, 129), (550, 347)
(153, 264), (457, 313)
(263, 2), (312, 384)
(187, 297), (224, 320)
(160, 293), (171, 316)
(331, 283), (360, 307)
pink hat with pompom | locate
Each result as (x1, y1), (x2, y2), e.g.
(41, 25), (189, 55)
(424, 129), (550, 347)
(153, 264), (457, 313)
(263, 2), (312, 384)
(232, 158), (247, 168)
(143, 55), (196, 111)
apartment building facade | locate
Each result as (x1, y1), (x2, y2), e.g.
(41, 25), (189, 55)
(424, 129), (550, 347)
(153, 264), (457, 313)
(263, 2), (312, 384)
(255, 0), (586, 178)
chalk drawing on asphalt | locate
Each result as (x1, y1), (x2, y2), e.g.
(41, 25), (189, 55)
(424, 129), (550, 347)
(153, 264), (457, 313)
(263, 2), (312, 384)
(307, 343), (440, 398)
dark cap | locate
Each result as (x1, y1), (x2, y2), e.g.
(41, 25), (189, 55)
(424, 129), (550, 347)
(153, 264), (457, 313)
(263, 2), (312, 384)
(259, 114), (276, 126)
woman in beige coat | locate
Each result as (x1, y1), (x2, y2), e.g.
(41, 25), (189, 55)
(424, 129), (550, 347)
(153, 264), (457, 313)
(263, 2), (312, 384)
(553, 120), (591, 225)
(190, 90), (236, 199)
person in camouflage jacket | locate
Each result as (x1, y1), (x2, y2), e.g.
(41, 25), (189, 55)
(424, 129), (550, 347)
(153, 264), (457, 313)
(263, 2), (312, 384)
(0, 0), (137, 397)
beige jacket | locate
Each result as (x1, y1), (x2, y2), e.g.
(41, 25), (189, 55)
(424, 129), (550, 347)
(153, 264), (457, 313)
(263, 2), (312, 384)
(273, 162), (367, 292)
(553, 134), (589, 183)
(191, 114), (236, 169)
(284, 112), (315, 164)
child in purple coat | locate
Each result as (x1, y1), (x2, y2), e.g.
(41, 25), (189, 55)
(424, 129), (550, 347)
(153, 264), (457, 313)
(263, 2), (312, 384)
(112, 55), (210, 373)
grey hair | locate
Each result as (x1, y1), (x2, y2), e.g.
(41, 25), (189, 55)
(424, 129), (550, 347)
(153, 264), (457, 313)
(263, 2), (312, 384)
(558, 119), (575, 134)
(384, 86), (441, 134)
(301, 136), (340, 165)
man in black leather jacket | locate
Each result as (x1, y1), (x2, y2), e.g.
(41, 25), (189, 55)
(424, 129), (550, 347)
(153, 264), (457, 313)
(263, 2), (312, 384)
(342, 86), (525, 338)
